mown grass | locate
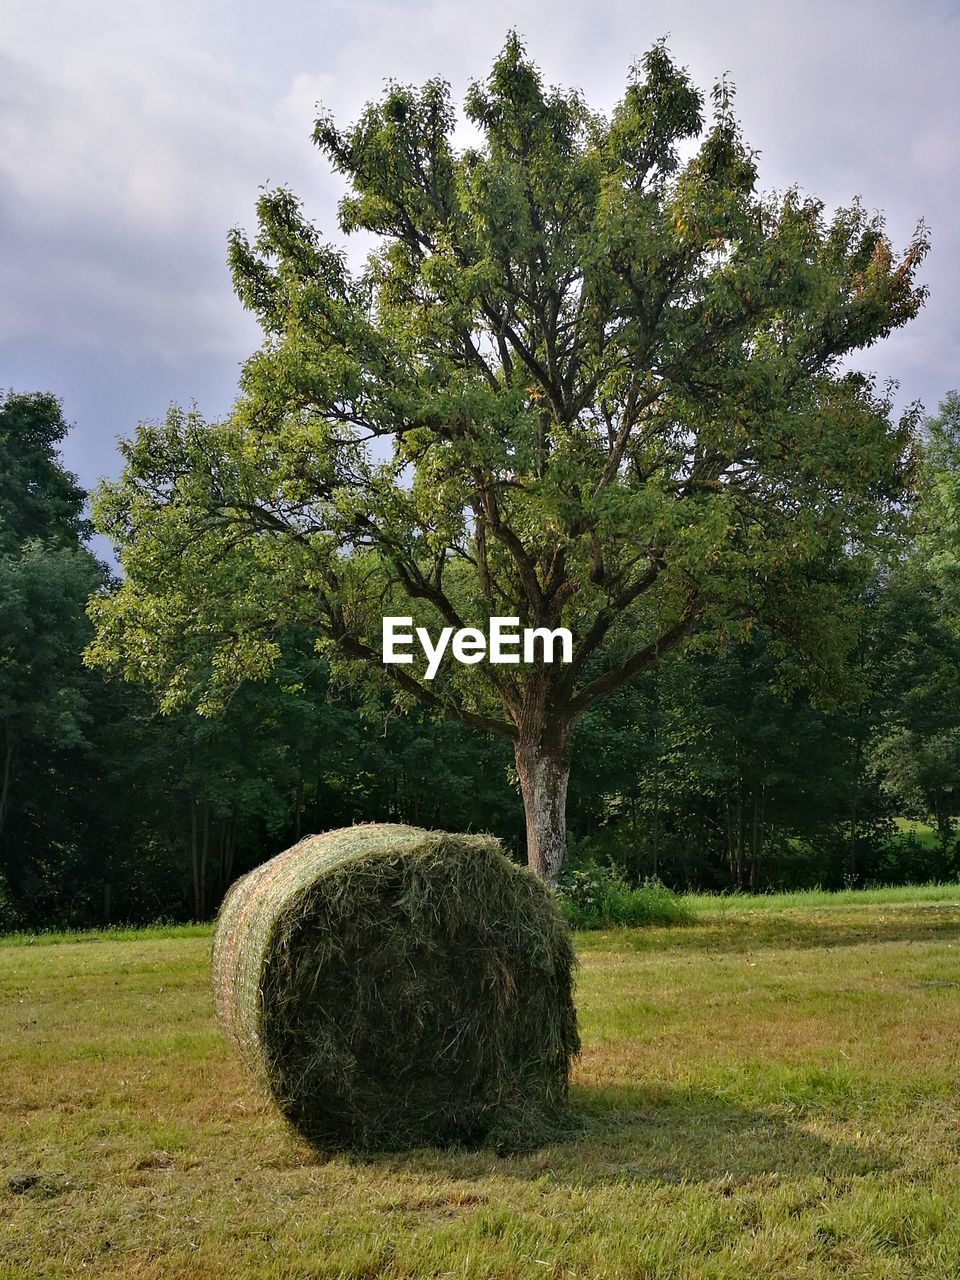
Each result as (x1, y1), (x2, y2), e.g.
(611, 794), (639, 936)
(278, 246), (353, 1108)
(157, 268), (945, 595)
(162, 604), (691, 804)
(2, 891), (960, 1277)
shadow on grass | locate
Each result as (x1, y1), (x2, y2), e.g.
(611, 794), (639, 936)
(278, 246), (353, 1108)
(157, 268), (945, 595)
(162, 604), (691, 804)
(562, 1081), (883, 1184)
(583, 906), (960, 956)
(347, 1081), (885, 1187)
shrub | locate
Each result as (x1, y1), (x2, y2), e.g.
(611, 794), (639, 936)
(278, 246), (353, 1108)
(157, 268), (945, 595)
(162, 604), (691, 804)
(558, 863), (693, 929)
(212, 823), (579, 1151)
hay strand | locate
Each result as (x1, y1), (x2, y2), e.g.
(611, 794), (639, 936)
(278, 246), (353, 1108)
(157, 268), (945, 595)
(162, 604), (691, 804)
(212, 823), (579, 1150)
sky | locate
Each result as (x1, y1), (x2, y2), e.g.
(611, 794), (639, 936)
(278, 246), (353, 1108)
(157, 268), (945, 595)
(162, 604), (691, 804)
(2, 0), (958, 496)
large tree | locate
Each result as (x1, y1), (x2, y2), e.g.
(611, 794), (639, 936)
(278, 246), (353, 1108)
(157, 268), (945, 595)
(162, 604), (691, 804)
(0, 392), (102, 844)
(88, 38), (927, 880)
(871, 393), (960, 863)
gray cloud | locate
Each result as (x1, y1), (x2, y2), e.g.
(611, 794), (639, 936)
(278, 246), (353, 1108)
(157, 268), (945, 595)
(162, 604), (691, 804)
(1, 0), (957, 494)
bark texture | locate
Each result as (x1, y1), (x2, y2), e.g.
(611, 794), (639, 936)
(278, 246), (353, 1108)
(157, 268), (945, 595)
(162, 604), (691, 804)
(515, 735), (570, 885)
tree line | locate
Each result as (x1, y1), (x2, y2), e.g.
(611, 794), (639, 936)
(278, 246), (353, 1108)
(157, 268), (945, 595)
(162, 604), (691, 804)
(2, 388), (959, 928)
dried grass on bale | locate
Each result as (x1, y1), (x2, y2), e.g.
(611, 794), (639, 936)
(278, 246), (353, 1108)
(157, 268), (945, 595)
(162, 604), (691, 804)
(212, 823), (579, 1151)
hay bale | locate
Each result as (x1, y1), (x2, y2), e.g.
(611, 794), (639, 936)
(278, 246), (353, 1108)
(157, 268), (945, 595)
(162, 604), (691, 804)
(212, 823), (579, 1151)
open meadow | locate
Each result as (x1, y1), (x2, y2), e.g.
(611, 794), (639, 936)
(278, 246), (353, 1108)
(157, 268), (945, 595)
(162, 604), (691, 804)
(2, 890), (960, 1279)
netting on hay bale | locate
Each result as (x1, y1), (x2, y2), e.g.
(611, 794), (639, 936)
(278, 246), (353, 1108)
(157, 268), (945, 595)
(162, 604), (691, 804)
(212, 823), (580, 1151)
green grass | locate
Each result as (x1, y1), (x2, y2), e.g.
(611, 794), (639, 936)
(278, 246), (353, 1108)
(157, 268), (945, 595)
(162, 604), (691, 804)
(893, 817), (942, 850)
(683, 880), (960, 915)
(0, 921), (212, 949)
(2, 890), (960, 1277)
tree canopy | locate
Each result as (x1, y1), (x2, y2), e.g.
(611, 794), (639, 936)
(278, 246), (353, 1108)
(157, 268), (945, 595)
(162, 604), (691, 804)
(0, 390), (89, 552)
(0, 391), (102, 843)
(87, 36), (928, 879)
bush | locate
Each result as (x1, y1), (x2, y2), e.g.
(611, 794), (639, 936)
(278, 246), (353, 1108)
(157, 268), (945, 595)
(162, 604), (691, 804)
(557, 863), (693, 929)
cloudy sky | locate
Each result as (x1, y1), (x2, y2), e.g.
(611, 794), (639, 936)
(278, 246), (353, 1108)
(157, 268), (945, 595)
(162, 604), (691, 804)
(2, 0), (958, 493)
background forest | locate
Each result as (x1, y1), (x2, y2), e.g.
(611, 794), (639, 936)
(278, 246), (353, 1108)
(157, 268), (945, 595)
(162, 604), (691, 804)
(3, 385), (960, 929)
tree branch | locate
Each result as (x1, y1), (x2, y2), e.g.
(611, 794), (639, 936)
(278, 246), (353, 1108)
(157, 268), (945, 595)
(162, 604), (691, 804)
(331, 629), (518, 740)
(566, 595), (702, 720)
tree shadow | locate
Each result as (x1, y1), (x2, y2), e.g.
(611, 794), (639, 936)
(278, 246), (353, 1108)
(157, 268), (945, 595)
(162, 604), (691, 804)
(345, 1081), (886, 1187)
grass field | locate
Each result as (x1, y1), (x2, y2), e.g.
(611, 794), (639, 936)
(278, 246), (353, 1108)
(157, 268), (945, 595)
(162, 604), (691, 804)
(2, 888), (960, 1278)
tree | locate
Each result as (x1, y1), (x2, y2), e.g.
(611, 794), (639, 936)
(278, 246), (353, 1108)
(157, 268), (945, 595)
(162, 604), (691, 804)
(0, 391), (90, 552)
(88, 37), (927, 881)
(0, 392), (103, 845)
(0, 541), (102, 840)
(870, 393), (960, 865)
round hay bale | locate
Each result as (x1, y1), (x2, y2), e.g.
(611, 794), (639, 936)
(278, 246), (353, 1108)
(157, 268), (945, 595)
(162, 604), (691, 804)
(212, 823), (579, 1151)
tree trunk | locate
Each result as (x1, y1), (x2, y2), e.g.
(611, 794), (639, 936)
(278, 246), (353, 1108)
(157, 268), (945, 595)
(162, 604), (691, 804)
(200, 802), (209, 919)
(0, 724), (16, 840)
(848, 739), (863, 886)
(294, 773), (304, 840)
(224, 820), (235, 888)
(190, 798), (200, 920)
(750, 788), (760, 891)
(935, 809), (954, 861)
(515, 733), (570, 885)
